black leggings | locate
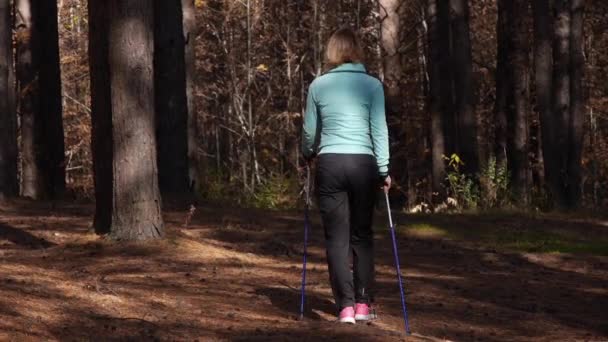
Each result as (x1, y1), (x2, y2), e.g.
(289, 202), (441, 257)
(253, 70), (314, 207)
(316, 153), (378, 311)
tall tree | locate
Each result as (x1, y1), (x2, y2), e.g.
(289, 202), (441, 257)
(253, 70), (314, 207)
(551, 0), (571, 207)
(494, 0), (509, 169)
(183, 0), (198, 191)
(105, 0), (164, 240)
(426, 0), (446, 197)
(154, 0), (190, 196)
(88, 0), (112, 234)
(495, 0), (531, 202)
(450, 0), (478, 175)
(532, 0), (553, 196)
(15, 0), (65, 199)
(567, 0), (585, 207)
(535, 0), (586, 209)
(0, 0), (17, 200)
(438, 0), (455, 158)
(379, 0), (403, 118)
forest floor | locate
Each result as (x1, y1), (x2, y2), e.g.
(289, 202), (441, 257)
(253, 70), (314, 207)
(1, 199), (607, 341)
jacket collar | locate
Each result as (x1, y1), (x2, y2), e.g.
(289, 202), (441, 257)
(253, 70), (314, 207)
(327, 63), (367, 74)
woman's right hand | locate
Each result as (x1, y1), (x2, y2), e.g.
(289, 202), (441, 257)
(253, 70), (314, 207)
(381, 175), (392, 193)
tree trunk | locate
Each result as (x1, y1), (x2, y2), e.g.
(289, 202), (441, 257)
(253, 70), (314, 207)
(14, 2), (38, 197)
(507, 0), (531, 202)
(154, 0), (190, 196)
(426, 0), (446, 199)
(15, 0), (66, 199)
(494, 0), (509, 170)
(567, 0), (584, 208)
(551, 0), (571, 208)
(37, 0), (65, 199)
(532, 0), (555, 205)
(450, 0), (478, 175)
(379, 0), (402, 118)
(108, 0), (164, 240)
(88, 0), (112, 234)
(182, 0), (198, 192)
(0, 0), (18, 199)
(437, 0), (455, 158)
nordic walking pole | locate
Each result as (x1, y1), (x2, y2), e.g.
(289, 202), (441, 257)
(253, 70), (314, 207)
(384, 190), (411, 335)
(299, 164), (311, 320)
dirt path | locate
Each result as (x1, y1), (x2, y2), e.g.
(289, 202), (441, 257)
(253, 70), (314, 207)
(1, 201), (607, 341)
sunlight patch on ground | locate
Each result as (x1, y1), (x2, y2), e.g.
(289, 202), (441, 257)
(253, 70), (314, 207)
(394, 271), (464, 281)
(579, 287), (608, 295)
(392, 215), (608, 256)
(521, 253), (608, 276)
(402, 224), (449, 239)
(489, 230), (608, 255)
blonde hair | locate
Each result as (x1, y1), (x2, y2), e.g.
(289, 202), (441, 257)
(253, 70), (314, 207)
(325, 28), (365, 68)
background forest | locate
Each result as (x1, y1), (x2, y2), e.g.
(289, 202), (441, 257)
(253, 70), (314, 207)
(2, 0), (608, 212)
(1, 1), (608, 340)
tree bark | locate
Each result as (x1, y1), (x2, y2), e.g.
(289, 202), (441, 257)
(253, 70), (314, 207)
(379, 0), (402, 118)
(108, 0), (164, 240)
(532, 0), (556, 205)
(37, 0), (65, 199)
(0, 0), (18, 199)
(551, 0), (571, 208)
(494, 0), (509, 170)
(15, 0), (65, 199)
(426, 0), (446, 198)
(567, 0), (585, 207)
(154, 0), (190, 196)
(437, 0), (455, 158)
(182, 0), (198, 192)
(88, 0), (112, 234)
(507, 0), (531, 202)
(450, 0), (478, 175)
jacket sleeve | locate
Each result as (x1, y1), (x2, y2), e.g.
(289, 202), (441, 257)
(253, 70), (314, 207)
(301, 83), (319, 159)
(370, 83), (390, 176)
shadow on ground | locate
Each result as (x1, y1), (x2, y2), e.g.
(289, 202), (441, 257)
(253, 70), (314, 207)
(0, 200), (607, 341)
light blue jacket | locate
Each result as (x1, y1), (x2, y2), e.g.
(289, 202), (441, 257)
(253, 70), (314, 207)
(301, 63), (390, 176)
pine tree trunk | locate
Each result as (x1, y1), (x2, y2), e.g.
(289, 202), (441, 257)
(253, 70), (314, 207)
(507, 0), (531, 202)
(0, 0), (18, 199)
(16, 0), (65, 200)
(37, 0), (65, 199)
(450, 0), (478, 175)
(108, 0), (164, 240)
(494, 0), (509, 169)
(182, 0), (198, 191)
(379, 0), (402, 118)
(17, 0), (39, 199)
(532, 0), (556, 206)
(426, 0), (446, 198)
(436, 0), (455, 158)
(552, 0), (571, 208)
(154, 0), (190, 196)
(567, 0), (584, 207)
(88, 0), (112, 234)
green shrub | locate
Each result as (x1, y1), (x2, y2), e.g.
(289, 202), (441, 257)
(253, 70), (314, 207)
(250, 175), (300, 209)
(198, 169), (300, 210)
(479, 156), (510, 209)
(444, 154), (480, 210)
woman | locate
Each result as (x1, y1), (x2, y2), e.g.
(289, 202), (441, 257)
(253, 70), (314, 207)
(301, 27), (391, 324)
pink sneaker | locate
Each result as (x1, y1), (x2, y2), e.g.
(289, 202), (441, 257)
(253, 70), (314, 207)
(355, 303), (372, 321)
(338, 306), (356, 324)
